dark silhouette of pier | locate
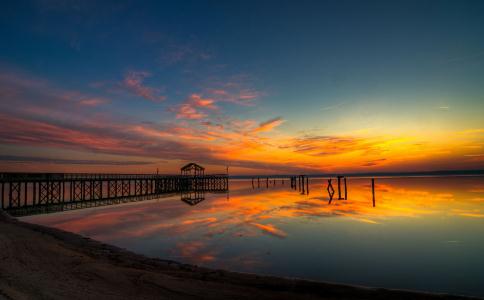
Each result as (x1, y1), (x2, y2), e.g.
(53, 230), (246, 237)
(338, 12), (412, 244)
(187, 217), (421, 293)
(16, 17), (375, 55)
(325, 176), (377, 206)
(0, 165), (228, 216)
(251, 177), (286, 189)
(1, 169), (384, 216)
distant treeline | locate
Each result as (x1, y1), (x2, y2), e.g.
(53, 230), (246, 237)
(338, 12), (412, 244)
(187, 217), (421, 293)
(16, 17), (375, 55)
(230, 169), (484, 179)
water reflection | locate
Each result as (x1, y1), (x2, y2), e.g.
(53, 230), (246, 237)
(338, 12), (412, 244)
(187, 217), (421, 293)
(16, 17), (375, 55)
(181, 189), (206, 206)
(22, 176), (484, 297)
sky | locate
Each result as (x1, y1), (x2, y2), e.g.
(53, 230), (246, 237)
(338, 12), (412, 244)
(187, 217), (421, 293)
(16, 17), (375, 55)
(0, 0), (483, 175)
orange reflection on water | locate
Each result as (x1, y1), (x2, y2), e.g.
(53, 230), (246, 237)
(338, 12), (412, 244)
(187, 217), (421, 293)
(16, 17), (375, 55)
(21, 176), (484, 297)
(23, 176), (484, 263)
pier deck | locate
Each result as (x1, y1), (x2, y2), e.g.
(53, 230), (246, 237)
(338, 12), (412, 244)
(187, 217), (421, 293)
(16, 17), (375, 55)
(0, 172), (228, 216)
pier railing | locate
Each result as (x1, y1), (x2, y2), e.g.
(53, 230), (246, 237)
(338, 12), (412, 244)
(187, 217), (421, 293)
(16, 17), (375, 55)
(0, 172), (228, 214)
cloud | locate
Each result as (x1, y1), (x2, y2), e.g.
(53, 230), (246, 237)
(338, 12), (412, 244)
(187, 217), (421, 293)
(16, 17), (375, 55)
(188, 94), (217, 109)
(208, 88), (261, 106)
(0, 155), (154, 166)
(204, 75), (263, 106)
(78, 97), (108, 106)
(122, 71), (165, 102)
(171, 93), (217, 120)
(288, 135), (379, 157)
(459, 129), (484, 135)
(0, 70), (109, 114)
(3, 68), (480, 174)
(362, 158), (387, 167)
(253, 117), (285, 133)
(175, 103), (207, 119)
(0, 70), (302, 173)
(0, 69), (314, 173)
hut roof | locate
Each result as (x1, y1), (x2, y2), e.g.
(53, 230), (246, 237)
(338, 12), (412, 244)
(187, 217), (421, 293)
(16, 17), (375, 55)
(180, 162), (205, 171)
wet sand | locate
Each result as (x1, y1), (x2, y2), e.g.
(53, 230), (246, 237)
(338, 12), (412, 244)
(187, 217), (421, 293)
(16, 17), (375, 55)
(0, 210), (479, 300)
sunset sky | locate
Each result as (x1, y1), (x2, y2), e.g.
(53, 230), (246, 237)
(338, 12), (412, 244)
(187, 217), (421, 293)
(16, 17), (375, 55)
(1, 0), (483, 174)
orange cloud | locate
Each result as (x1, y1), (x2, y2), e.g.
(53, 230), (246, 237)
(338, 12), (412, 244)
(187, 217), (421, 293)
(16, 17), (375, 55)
(253, 117), (285, 133)
(172, 93), (218, 120)
(2, 68), (483, 174)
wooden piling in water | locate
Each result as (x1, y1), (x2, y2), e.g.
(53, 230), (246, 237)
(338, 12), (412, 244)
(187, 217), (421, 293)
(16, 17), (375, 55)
(371, 178), (375, 207)
(306, 176), (309, 194)
(337, 176), (342, 199)
(327, 178), (334, 202)
(344, 177), (347, 200)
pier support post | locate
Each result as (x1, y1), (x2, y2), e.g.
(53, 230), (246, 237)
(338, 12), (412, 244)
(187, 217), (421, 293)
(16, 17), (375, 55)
(337, 176), (342, 200)
(327, 178), (335, 202)
(301, 176), (305, 194)
(344, 177), (347, 200)
(306, 176), (309, 194)
(371, 178), (375, 207)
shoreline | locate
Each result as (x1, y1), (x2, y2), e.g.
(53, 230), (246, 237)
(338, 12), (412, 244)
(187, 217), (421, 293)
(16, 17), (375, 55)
(0, 210), (480, 300)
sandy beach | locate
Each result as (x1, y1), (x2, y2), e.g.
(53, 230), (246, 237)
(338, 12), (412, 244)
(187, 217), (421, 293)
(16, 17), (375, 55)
(0, 210), (479, 300)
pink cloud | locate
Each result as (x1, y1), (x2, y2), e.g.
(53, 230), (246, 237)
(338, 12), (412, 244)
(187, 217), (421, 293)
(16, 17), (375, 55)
(208, 88), (260, 106)
(0, 69), (308, 173)
(205, 75), (263, 106)
(122, 71), (165, 102)
(176, 103), (207, 119)
(171, 93), (218, 120)
(188, 94), (217, 109)
(253, 117), (285, 133)
(0, 114), (138, 155)
(78, 97), (108, 106)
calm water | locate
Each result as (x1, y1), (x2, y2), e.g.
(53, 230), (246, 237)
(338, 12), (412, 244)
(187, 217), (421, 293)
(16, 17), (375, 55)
(23, 177), (484, 297)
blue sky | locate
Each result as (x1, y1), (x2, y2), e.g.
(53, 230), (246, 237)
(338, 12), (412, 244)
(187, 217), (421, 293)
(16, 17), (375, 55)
(0, 0), (483, 174)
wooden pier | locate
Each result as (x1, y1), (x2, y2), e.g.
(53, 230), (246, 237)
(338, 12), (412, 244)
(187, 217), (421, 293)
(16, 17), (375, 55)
(0, 172), (228, 216)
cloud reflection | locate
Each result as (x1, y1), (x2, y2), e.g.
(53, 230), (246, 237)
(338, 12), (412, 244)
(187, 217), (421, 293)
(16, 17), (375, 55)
(23, 177), (484, 267)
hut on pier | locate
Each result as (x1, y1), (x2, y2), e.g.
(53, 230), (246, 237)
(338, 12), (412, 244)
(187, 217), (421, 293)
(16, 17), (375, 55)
(180, 162), (205, 177)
